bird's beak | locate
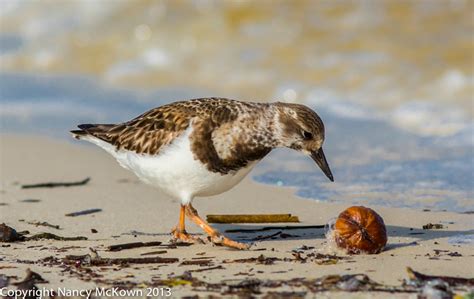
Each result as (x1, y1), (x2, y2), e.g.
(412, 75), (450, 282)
(310, 148), (334, 182)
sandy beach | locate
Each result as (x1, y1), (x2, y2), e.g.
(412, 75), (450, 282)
(0, 134), (472, 298)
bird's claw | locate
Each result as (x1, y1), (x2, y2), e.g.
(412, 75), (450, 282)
(209, 234), (251, 250)
(171, 228), (204, 244)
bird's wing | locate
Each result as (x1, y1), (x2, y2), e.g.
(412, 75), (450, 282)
(73, 102), (197, 155)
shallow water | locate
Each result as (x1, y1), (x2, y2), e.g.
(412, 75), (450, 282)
(0, 1), (472, 212)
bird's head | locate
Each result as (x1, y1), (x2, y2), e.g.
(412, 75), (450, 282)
(275, 102), (334, 182)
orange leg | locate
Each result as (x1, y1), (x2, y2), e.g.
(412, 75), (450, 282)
(171, 205), (202, 243)
(185, 204), (250, 250)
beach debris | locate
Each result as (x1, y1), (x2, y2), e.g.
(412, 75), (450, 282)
(420, 280), (453, 299)
(252, 231), (282, 241)
(1, 224), (85, 242)
(25, 232), (87, 241)
(0, 223), (25, 242)
(292, 245), (315, 252)
(159, 242), (193, 248)
(406, 267), (474, 287)
(224, 278), (262, 295)
(188, 265), (224, 273)
(25, 221), (61, 230)
(16, 252), (474, 297)
(312, 253), (343, 265)
(263, 291), (307, 298)
(422, 223), (444, 230)
(330, 206), (387, 254)
(91, 228), (98, 233)
(122, 230), (164, 236)
(290, 251), (347, 265)
(65, 208), (102, 217)
(156, 273), (194, 287)
(21, 177), (90, 189)
(88, 256), (179, 266)
(223, 254), (282, 265)
(108, 241), (162, 252)
(447, 251), (462, 257)
(207, 214), (299, 223)
(179, 259), (213, 266)
(226, 225), (324, 233)
(280, 232), (299, 238)
(64, 251), (179, 266)
(307, 273), (415, 293)
(192, 256), (216, 260)
(0, 274), (9, 288)
(13, 269), (48, 298)
(20, 199), (41, 203)
(140, 250), (167, 256)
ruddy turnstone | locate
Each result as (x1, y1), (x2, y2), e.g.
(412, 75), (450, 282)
(71, 98), (333, 249)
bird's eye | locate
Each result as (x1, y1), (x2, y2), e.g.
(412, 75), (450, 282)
(302, 130), (313, 140)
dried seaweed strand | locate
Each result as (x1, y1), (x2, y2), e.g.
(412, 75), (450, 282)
(22, 177), (90, 189)
(226, 225), (324, 233)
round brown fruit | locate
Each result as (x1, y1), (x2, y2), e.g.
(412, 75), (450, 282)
(334, 206), (387, 254)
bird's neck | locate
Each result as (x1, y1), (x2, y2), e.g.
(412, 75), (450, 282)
(264, 103), (292, 149)
(240, 103), (289, 149)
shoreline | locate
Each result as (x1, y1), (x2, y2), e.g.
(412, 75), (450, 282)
(2, 132), (471, 214)
(1, 133), (473, 297)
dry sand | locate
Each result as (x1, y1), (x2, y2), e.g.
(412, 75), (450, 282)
(0, 134), (473, 298)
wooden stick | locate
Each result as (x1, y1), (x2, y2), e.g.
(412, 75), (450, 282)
(206, 214), (300, 223)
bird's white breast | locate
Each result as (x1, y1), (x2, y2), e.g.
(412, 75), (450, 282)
(82, 125), (256, 204)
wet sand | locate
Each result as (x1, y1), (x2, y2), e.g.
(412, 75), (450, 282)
(1, 134), (473, 297)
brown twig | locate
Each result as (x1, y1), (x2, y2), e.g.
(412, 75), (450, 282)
(26, 221), (61, 230)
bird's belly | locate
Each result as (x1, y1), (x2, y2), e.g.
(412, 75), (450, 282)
(109, 132), (256, 203)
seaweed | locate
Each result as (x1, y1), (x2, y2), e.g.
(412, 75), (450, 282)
(108, 241), (162, 252)
(21, 177), (90, 189)
(226, 225), (325, 233)
(65, 208), (102, 217)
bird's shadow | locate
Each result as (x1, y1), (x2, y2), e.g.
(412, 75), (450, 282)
(213, 223), (474, 250)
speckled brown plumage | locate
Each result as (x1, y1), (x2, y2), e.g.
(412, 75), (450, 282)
(72, 97), (330, 176)
(72, 98), (277, 174)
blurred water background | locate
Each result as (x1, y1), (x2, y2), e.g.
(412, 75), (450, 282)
(0, 0), (472, 212)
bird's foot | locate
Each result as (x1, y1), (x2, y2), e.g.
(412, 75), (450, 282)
(209, 233), (251, 250)
(171, 228), (203, 244)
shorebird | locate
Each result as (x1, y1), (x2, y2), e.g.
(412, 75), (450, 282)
(71, 98), (333, 249)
